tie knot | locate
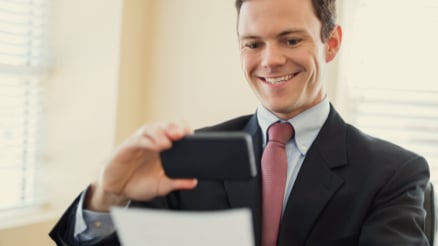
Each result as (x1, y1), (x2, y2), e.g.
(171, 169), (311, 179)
(267, 122), (294, 145)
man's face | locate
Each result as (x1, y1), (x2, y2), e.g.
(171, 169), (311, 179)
(238, 0), (341, 119)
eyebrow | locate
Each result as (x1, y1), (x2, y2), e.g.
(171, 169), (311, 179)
(239, 28), (306, 40)
(278, 29), (306, 37)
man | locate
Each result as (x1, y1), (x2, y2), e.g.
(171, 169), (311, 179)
(50, 0), (430, 245)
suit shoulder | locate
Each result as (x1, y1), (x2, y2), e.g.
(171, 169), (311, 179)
(345, 123), (425, 164)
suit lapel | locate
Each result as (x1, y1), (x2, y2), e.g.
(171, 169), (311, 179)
(224, 115), (263, 245)
(278, 106), (348, 245)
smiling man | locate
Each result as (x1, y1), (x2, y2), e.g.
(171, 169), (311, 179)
(50, 0), (430, 245)
(238, 0), (340, 120)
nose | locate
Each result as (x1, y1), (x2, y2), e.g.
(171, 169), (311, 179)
(261, 44), (287, 69)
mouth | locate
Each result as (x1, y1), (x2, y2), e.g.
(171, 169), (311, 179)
(261, 72), (300, 85)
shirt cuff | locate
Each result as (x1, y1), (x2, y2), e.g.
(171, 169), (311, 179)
(73, 187), (116, 242)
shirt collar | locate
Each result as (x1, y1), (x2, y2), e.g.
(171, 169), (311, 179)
(256, 97), (330, 155)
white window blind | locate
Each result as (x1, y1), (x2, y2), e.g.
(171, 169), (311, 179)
(0, 0), (49, 210)
(343, 0), (438, 183)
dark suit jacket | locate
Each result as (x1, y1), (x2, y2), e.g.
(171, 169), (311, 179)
(50, 106), (430, 246)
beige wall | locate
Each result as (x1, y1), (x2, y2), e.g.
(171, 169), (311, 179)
(115, 0), (152, 141)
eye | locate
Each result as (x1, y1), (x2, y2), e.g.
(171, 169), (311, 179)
(286, 38), (301, 46)
(244, 41), (261, 49)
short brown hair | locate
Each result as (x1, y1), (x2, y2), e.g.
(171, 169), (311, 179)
(235, 0), (337, 41)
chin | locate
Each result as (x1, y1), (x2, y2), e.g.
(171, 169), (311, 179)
(267, 105), (292, 116)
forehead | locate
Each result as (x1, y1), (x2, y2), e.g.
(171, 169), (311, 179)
(237, 0), (320, 38)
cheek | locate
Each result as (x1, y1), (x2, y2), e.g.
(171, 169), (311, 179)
(297, 49), (323, 78)
(241, 53), (257, 76)
(287, 49), (312, 69)
(314, 50), (327, 78)
(241, 58), (249, 74)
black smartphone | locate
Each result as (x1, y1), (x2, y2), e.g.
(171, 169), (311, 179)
(160, 132), (257, 180)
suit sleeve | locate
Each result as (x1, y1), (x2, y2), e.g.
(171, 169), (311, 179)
(49, 192), (121, 246)
(359, 155), (430, 245)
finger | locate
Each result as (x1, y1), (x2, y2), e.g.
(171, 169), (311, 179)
(139, 123), (173, 149)
(171, 178), (198, 190)
(181, 120), (194, 135)
(165, 120), (193, 141)
(135, 136), (170, 152)
(157, 178), (198, 196)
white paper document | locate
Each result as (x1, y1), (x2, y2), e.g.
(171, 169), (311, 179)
(111, 207), (255, 246)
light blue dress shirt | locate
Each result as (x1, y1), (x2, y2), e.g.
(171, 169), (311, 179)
(74, 97), (330, 242)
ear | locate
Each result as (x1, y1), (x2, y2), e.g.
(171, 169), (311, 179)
(325, 25), (342, 62)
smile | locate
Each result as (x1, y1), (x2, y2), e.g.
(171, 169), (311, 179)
(263, 72), (299, 85)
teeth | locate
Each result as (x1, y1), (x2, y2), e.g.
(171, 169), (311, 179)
(265, 74), (293, 84)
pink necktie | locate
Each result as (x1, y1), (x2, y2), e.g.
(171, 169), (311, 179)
(261, 122), (294, 246)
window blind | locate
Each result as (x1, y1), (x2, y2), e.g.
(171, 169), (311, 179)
(344, 0), (438, 183)
(0, 0), (49, 210)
